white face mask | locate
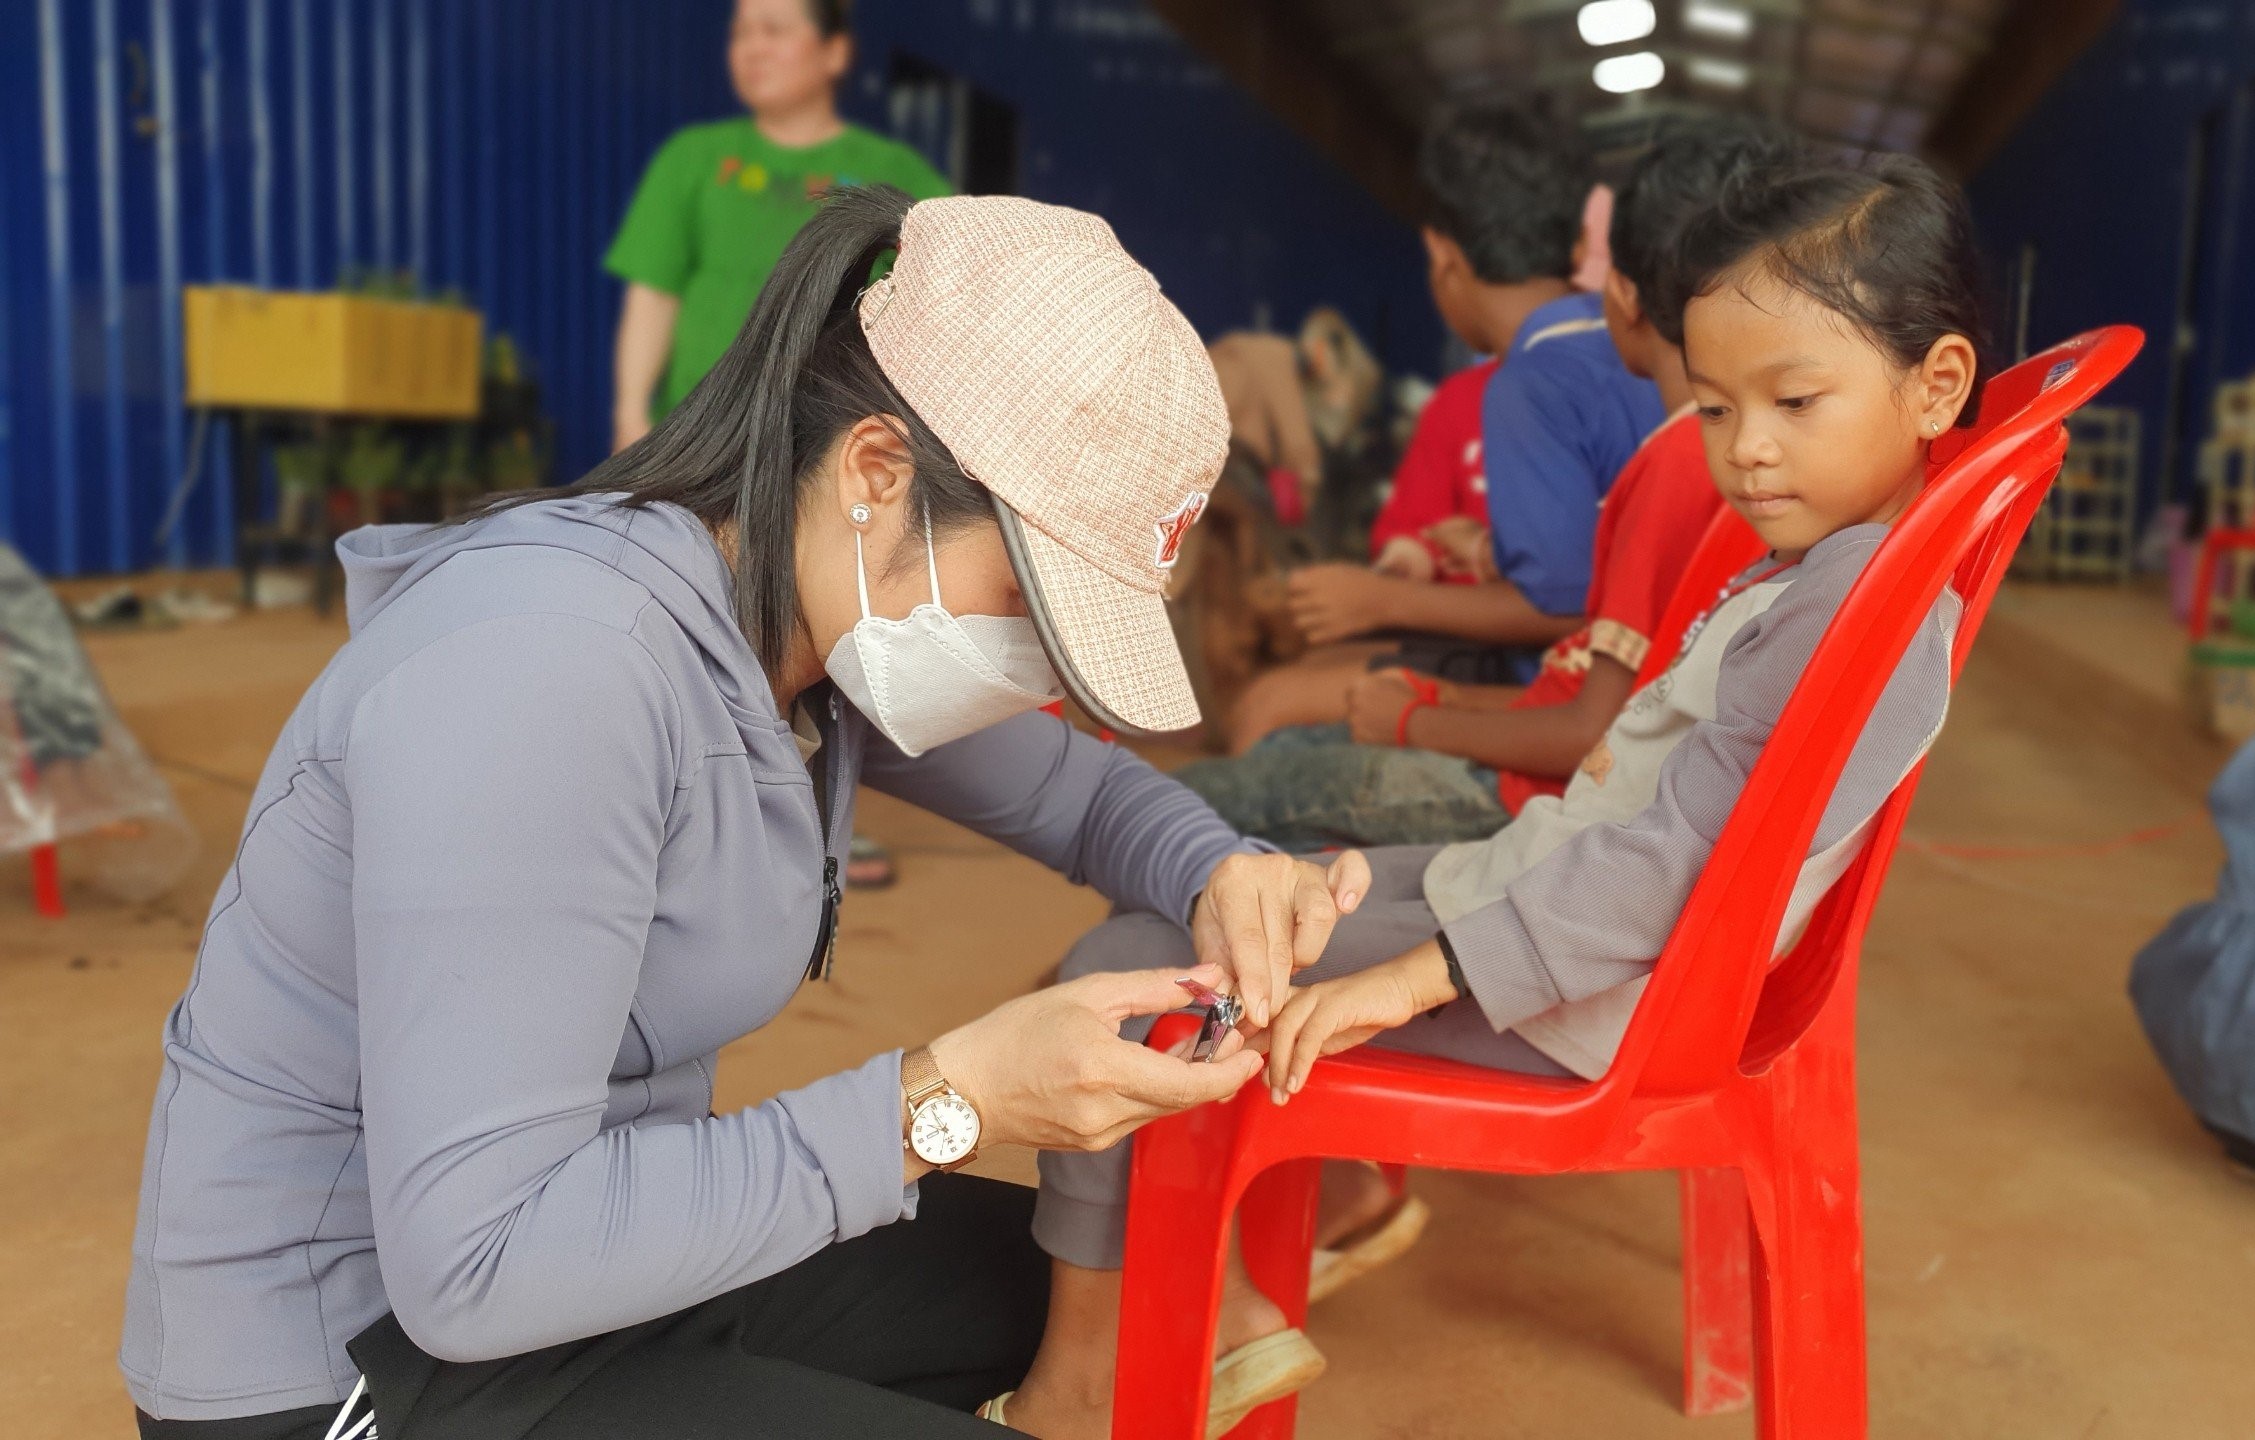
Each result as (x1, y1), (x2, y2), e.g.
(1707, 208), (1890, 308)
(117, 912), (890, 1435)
(822, 518), (1064, 758)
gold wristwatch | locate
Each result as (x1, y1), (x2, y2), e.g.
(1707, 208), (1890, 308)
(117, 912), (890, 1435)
(902, 1046), (981, 1171)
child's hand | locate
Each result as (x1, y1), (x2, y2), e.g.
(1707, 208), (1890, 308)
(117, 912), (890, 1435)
(1260, 941), (1460, 1103)
(1420, 517), (1497, 582)
(1371, 536), (1436, 583)
(1345, 669), (1422, 746)
(1286, 563), (1397, 645)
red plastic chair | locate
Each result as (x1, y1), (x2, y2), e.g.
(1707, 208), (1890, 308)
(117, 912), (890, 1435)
(2186, 526), (2255, 645)
(1115, 326), (2145, 1439)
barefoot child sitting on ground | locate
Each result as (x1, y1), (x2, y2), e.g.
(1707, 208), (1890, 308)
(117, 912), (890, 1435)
(987, 151), (1989, 1437)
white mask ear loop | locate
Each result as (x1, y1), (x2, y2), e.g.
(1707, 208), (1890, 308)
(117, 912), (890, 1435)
(921, 498), (942, 610)
(851, 529), (873, 620)
(852, 503), (942, 617)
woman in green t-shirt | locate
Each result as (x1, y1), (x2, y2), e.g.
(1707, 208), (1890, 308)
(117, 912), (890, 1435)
(606, 0), (951, 454)
(608, 0), (951, 891)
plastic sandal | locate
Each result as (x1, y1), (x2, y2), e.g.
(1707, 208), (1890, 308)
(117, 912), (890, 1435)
(1307, 1194), (1430, 1305)
(1207, 1328), (1327, 1435)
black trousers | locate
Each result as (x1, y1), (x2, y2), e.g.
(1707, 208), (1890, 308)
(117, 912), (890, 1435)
(138, 1174), (1048, 1440)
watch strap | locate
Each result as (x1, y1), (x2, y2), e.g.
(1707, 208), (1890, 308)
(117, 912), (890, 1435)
(1436, 931), (1470, 1004)
(902, 1046), (948, 1107)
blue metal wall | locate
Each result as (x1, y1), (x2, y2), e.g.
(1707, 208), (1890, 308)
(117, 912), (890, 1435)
(1967, 0), (2255, 522)
(0, 0), (1438, 578)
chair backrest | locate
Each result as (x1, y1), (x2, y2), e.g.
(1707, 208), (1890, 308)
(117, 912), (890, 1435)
(1637, 507), (1769, 688)
(1609, 326), (2145, 1098)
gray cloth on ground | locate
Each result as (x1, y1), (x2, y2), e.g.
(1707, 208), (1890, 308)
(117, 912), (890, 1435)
(0, 540), (104, 764)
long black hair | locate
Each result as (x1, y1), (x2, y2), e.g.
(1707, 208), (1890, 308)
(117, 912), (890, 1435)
(472, 184), (983, 675)
(1653, 153), (1995, 426)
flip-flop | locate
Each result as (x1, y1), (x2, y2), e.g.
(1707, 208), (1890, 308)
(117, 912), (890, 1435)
(1208, 1327), (1327, 1435)
(978, 1332), (1324, 1435)
(1307, 1194), (1430, 1305)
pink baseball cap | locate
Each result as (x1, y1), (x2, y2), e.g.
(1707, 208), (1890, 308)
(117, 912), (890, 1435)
(857, 195), (1225, 735)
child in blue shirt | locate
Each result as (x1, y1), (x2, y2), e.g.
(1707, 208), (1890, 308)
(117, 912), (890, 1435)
(1222, 102), (1662, 751)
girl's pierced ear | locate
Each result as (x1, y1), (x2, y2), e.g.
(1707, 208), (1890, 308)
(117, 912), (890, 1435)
(849, 503), (872, 527)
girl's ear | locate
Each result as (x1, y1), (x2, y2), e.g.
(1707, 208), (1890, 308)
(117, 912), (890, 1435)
(1917, 333), (1979, 432)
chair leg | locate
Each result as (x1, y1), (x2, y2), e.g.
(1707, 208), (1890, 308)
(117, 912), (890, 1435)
(1227, 1158), (1323, 1439)
(1116, 1112), (1245, 1439)
(1680, 1167), (1753, 1416)
(1748, 1124), (1866, 1438)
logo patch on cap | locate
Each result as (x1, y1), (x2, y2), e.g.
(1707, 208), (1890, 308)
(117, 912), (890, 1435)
(1152, 491), (1209, 569)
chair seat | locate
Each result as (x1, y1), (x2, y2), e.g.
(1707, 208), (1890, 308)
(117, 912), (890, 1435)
(1168, 1042), (1750, 1184)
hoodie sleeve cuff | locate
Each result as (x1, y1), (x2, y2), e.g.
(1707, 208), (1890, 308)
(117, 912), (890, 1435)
(772, 1050), (919, 1243)
(1440, 897), (1565, 1036)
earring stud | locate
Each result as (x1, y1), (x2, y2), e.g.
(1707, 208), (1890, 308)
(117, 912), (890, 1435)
(850, 503), (872, 526)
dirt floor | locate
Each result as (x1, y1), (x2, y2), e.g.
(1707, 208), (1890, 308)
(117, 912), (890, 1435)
(5, 576), (2254, 1438)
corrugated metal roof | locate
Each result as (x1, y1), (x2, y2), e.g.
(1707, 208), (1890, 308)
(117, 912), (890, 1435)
(1297, 0), (2018, 164)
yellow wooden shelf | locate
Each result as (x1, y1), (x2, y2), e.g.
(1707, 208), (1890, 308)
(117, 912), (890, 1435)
(183, 286), (482, 419)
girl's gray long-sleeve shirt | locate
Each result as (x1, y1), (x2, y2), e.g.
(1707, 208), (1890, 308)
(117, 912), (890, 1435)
(1423, 523), (1959, 1078)
(121, 496), (1253, 1421)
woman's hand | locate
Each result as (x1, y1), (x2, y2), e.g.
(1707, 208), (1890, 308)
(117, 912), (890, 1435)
(928, 964), (1263, 1155)
(1286, 563), (1399, 645)
(1259, 940), (1459, 1103)
(1192, 850), (1371, 1028)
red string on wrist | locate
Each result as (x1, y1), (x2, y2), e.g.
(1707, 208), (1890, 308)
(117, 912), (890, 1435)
(1392, 672), (1442, 748)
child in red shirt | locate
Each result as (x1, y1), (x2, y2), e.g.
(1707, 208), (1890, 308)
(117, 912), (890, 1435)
(1359, 408), (1728, 816)
(1365, 358), (1500, 583)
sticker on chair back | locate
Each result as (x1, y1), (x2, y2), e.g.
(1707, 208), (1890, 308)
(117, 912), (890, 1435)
(2040, 357), (2077, 392)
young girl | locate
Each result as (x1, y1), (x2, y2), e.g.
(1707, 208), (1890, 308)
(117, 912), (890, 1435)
(995, 153), (1987, 1436)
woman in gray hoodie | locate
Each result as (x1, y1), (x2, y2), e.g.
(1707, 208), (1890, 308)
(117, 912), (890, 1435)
(124, 186), (1366, 1440)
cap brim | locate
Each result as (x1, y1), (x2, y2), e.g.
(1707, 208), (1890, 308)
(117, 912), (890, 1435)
(993, 497), (1201, 736)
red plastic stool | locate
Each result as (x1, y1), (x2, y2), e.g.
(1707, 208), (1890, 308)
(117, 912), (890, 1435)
(12, 735), (66, 920)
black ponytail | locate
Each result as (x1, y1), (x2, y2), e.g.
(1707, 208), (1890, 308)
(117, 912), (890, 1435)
(469, 183), (984, 676)
(1653, 153), (1995, 426)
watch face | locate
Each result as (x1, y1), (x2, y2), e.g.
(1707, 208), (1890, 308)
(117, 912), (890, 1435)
(910, 1093), (980, 1166)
